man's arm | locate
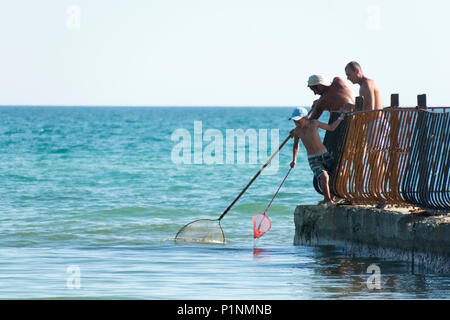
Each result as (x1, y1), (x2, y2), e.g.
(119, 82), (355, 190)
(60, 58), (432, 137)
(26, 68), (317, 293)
(309, 99), (324, 120)
(307, 100), (318, 117)
(315, 113), (345, 132)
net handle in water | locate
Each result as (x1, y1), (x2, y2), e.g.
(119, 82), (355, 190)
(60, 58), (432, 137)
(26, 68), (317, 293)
(253, 167), (292, 239)
(218, 134), (292, 221)
(262, 167), (292, 215)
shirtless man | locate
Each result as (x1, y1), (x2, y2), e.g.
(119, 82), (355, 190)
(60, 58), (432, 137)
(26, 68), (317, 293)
(289, 107), (345, 205)
(307, 74), (354, 120)
(345, 61), (387, 203)
(344, 61), (383, 111)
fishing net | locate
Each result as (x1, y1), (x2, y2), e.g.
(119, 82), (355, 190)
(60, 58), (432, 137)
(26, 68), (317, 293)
(174, 135), (292, 245)
(252, 167), (291, 239)
(252, 213), (272, 239)
(174, 219), (225, 244)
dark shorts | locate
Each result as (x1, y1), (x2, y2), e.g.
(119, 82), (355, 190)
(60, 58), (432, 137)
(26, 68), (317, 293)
(308, 151), (334, 179)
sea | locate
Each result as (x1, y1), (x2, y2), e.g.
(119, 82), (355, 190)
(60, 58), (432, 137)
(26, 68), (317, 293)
(0, 106), (448, 299)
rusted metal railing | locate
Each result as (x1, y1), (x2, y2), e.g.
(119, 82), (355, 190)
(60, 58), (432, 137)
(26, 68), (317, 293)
(320, 94), (450, 210)
(334, 108), (419, 205)
(401, 108), (450, 209)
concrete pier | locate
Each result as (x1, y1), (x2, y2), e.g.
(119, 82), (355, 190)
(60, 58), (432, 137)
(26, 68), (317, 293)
(294, 205), (450, 273)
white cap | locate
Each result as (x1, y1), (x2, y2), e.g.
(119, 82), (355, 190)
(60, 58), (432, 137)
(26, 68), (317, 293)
(307, 74), (330, 87)
(289, 107), (308, 120)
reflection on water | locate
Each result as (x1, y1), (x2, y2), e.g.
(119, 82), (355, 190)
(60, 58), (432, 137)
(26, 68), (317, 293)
(0, 244), (448, 299)
(293, 246), (449, 299)
(253, 247), (272, 261)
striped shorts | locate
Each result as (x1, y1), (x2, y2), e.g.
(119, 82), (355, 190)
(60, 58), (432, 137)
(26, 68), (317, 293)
(308, 151), (334, 179)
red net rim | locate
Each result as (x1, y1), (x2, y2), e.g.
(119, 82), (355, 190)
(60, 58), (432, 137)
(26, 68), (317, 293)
(252, 213), (271, 239)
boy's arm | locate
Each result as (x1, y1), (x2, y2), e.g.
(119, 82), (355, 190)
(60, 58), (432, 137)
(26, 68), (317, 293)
(315, 113), (345, 131)
(290, 135), (300, 168)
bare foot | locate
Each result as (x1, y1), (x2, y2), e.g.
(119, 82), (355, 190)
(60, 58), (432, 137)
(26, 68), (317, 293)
(321, 200), (335, 207)
(376, 203), (389, 210)
(317, 199), (334, 205)
(335, 198), (351, 206)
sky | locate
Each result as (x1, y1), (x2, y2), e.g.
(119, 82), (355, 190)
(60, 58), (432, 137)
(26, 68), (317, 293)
(0, 0), (449, 107)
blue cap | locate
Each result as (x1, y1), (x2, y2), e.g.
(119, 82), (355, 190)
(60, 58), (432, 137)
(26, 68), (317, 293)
(289, 107), (308, 120)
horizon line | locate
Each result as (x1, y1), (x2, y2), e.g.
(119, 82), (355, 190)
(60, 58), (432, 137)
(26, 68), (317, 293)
(0, 105), (303, 108)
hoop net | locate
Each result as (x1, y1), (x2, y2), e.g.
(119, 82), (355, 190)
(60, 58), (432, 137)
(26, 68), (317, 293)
(252, 213), (272, 239)
(175, 219), (225, 244)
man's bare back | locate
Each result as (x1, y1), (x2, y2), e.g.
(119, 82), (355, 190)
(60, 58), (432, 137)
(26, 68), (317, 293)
(309, 77), (355, 120)
(359, 77), (383, 111)
(345, 61), (383, 111)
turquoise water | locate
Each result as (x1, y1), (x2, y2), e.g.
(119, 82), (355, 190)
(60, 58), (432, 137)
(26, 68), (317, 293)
(0, 106), (448, 299)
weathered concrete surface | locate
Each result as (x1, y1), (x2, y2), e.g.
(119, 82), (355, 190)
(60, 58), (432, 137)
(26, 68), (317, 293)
(294, 205), (450, 273)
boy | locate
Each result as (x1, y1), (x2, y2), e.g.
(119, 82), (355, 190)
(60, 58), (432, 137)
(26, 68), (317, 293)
(289, 107), (345, 205)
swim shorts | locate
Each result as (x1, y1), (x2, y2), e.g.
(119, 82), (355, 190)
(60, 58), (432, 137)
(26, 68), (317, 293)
(308, 151), (334, 179)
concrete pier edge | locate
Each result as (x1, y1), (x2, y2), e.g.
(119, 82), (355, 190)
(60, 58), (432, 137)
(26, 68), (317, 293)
(293, 205), (450, 273)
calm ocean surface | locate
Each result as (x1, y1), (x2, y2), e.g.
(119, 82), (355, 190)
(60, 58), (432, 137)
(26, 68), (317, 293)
(0, 106), (448, 299)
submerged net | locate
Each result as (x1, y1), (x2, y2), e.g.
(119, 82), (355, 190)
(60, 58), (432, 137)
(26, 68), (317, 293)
(174, 136), (293, 245)
(175, 219), (225, 244)
(252, 213), (271, 239)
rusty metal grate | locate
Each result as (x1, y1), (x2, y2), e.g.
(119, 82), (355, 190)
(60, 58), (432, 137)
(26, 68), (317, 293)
(320, 107), (449, 210)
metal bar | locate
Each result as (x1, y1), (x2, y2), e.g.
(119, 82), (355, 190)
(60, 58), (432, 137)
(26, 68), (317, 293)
(327, 108), (449, 209)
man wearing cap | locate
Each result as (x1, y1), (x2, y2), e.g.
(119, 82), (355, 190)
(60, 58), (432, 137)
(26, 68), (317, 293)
(289, 107), (345, 205)
(307, 75), (354, 120)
